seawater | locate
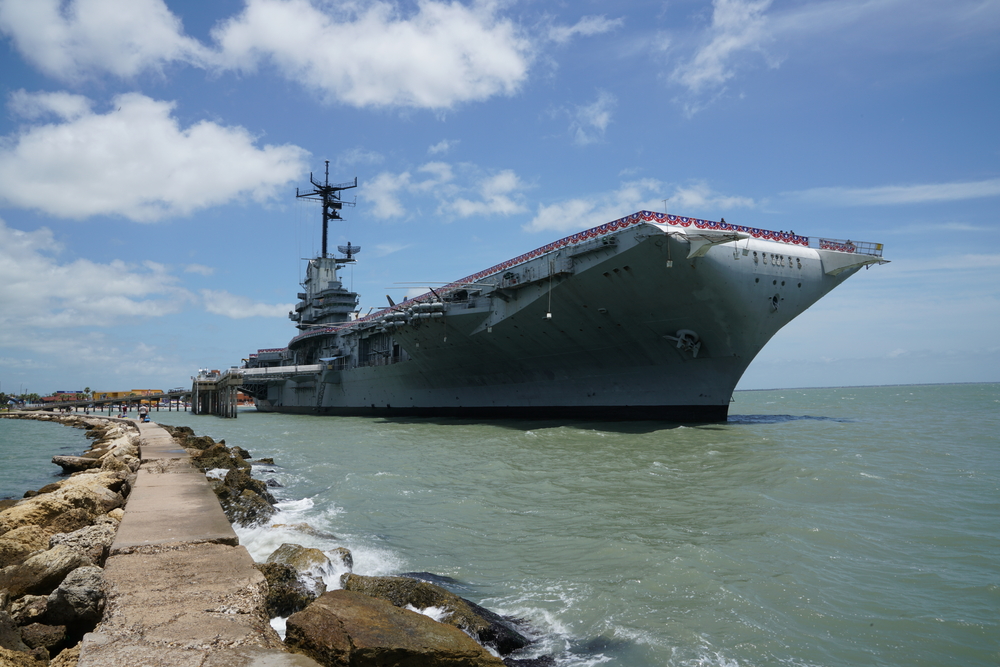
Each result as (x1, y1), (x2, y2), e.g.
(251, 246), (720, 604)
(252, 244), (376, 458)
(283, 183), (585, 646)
(2, 384), (997, 666)
(0, 417), (91, 499)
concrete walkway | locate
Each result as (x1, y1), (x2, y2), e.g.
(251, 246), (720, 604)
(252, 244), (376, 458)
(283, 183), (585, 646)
(78, 421), (320, 667)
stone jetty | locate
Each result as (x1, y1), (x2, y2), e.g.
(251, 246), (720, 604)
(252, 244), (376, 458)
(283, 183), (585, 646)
(77, 421), (319, 667)
(2, 413), (540, 667)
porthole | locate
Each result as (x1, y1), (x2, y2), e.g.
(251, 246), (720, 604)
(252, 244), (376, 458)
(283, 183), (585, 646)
(797, 282), (802, 288)
(755, 277), (760, 283)
(781, 281), (785, 286)
(772, 280), (777, 285)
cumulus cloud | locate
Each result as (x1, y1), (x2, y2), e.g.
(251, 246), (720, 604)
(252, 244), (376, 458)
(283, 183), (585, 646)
(442, 169), (528, 217)
(211, 0), (532, 109)
(548, 14), (624, 44)
(363, 161), (528, 220)
(8, 89), (92, 120)
(0, 91), (308, 222)
(785, 177), (1000, 206)
(200, 289), (293, 318)
(0, 0), (210, 80)
(671, 0), (775, 96)
(525, 179), (755, 233)
(0, 219), (189, 337)
(667, 181), (756, 212)
(526, 179), (665, 233)
(568, 91), (616, 145)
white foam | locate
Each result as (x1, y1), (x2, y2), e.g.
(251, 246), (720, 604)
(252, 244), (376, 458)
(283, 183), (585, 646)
(270, 615), (287, 639)
(204, 468), (229, 480)
(275, 497), (315, 512)
(403, 604), (452, 623)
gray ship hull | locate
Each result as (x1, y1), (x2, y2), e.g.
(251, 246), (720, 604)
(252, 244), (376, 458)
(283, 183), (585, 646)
(242, 212), (885, 421)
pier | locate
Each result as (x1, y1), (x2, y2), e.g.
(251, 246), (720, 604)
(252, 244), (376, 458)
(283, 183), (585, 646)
(191, 370), (245, 418)
(78, 420), (318, 666)
(13, 390), (193, 416)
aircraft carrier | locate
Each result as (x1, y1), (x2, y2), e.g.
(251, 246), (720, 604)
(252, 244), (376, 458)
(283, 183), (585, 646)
(239, 166), (887, 421)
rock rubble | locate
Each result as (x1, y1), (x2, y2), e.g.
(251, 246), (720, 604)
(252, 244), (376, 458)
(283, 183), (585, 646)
(0, 413), (140, 666)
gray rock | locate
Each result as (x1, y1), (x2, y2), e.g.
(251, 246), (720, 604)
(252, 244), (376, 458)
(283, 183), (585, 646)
(45, 566), (105, 629)
(49, 524), (116, 567)
(285, 590), (504, 667)
(18, 622), (66, 653)
(255, 562), (317, 618)
(0, 545), (92, 598)
(0, 611), (29, 652)
(9, 596), (48, 626)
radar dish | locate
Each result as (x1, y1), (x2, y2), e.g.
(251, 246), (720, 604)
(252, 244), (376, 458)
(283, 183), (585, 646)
(337, 244), (361, 255)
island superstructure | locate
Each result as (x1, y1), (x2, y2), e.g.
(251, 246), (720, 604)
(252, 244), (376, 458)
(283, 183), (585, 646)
(237, 166), (887, 421)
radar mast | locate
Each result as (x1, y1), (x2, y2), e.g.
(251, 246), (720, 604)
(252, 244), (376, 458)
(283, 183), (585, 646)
(296, 161), (357, 258)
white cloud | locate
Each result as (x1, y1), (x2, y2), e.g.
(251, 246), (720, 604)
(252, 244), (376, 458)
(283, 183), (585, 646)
(671, 0), (776, 98)
(8, 89), (92, 120)
(0, 91), (309, 222)
(667, 181), (755, 212)
(548, 15), (624, 44)
(569, 90), (616, 145)
(185, 264), (215, 276)
(0, 0), (209, 80)
(428, 139), (458, 155)
(442, 169), (528, 217)
(200, 289), (293, 319)
(525, 179), (755, 233)
(786, 178), (1000, 206)
(0, 219), (189, 338)
(525, 179), (665, 233)
(363, 161), (527, 220)
(211, 0), (532, 109)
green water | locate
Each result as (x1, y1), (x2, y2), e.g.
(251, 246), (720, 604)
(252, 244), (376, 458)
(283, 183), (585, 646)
(0, 417), (89, 499)
(4, 384), (999, 665)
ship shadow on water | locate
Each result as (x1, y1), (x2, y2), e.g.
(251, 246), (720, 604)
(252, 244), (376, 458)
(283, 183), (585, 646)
(374, 416), (696, 435)
(727, 414), (856, 425)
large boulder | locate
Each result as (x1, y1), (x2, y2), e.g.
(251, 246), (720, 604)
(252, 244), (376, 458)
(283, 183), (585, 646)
(214, 468), (276, 527)
(0, 498), (75, 535)
(0, 545), (92, 598)
(49, 524), (116, 566)
(285, 590), (504, 667)
(50, 456), (100, 473)
(1, 527), (52, 553)
(18, 622), (67, 654)
(0, 611), (29, 652)
(0, 526), (53, 568)
(191, 443), (248, 470)
(46, 509), (94, 535)
(53, 485), (123, 516)
(255, 562), (318, 618)
(45, 566), (105, 630)
(340, 574), (530, 656)
(266, 544), (330, 595)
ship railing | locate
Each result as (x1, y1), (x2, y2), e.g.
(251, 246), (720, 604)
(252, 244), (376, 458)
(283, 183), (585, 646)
(817, 238), (884, 257)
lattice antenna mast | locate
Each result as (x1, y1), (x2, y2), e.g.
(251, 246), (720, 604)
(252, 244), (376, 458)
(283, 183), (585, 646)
(296, 160), (357, 258)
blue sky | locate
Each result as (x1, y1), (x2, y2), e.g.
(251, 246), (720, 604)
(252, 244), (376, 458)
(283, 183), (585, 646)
(0, 0), (998, 396)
